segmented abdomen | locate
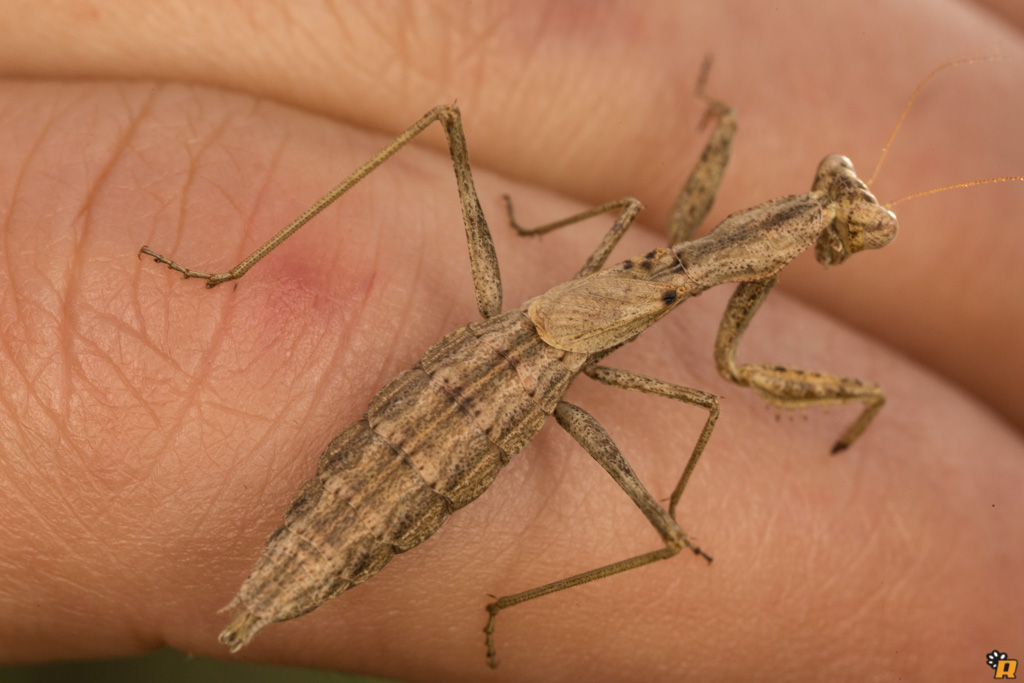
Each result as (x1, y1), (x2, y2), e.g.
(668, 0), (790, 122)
(219, 310), (585, 650)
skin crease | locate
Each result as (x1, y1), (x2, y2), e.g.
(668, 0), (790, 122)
(1, 0), (1023, 680)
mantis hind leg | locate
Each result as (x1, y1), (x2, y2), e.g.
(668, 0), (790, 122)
(484, 366), (718, 667)
(140, 105), (506, 319)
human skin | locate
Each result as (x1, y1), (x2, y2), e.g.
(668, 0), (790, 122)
(1, 1), (1023, 681)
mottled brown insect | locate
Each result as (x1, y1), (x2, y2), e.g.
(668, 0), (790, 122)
(140, 61), (901, 666)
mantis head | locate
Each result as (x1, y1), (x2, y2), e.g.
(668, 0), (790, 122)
(812, 154), (898, 267)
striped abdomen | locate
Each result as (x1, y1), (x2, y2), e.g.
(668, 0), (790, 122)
(219, 310), (585, 649)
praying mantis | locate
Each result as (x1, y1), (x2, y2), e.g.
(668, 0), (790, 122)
(139, 58), (1010, 667)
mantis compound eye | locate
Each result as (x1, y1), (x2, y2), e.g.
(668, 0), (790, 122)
(862, 208), (899, 252)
